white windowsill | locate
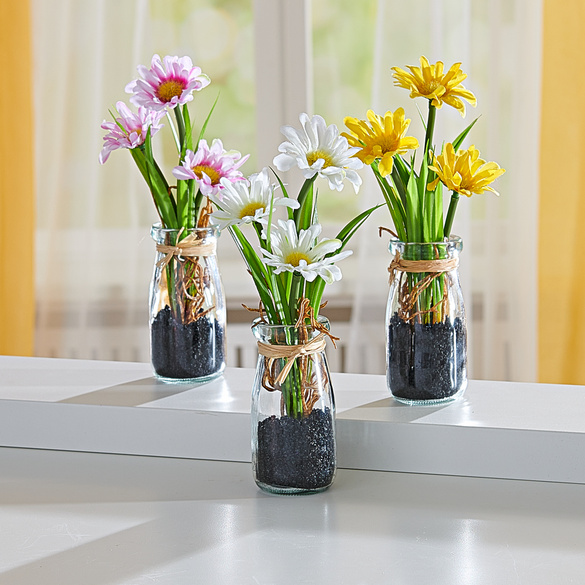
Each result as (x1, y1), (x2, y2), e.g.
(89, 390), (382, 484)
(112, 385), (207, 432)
(1, 355), (584, 484)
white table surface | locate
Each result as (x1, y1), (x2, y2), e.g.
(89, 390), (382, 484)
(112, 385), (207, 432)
(1, 446), (585, 585)
(2, 356), (585, 583)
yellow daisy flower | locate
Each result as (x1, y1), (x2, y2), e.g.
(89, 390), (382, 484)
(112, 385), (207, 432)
(428, 143), (505, 197)
(342, 108), (419, 177)
(391, 56), (477, 117)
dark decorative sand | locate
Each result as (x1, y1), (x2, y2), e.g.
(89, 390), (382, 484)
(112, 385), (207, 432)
(387, 313), (466, 401)
(256, 407), (335, 491)
(151, 306), (225, 380)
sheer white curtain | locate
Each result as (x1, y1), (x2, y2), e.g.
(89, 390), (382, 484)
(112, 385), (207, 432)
(32, 0), (258, 361)
(312, 0), (541, 381)
(32, 0), (541, 382)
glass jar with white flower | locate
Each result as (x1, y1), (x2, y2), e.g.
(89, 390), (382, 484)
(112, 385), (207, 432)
(343, 56), (505, 404)
(209, 113), (379, 493)
(100, 54), (249, 383)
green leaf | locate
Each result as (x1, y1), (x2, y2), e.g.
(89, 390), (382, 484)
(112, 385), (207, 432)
(196, 92), (220, 147)
(229, 225), (278, 322)
(131, 143), (178, 228)
(373, 170), (407, 240)
(452, 116), (479, 151)
(182, 103), (193, 153)
(293, 177), (317, 232)
(305, 276), (326, 314)
(392, 155), (412, 206)
(335, 203), (383, 251)
(433, 181), (444, 241)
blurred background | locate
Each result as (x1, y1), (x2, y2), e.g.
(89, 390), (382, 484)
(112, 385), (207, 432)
(3, 0), (582, 384)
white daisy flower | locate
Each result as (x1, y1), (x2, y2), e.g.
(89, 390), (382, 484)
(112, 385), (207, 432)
(209, 168), (298, 232)
(262, 219), (353, 284)
(273, 113), (364, 193)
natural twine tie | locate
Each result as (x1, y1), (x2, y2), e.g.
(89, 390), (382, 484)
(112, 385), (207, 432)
(257, 333), (327, 387)
(156, 228), (217, 269)
(388, 252), (459, 279)
(388, 251), (458, 322)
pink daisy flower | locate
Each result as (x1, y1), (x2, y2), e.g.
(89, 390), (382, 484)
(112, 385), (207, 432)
(125, 54), (211, 111)
(99, 101), (164, 164)
(172, 139), (249, 197)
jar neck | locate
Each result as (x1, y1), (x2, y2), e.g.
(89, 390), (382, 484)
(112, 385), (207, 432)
(252, 318), (330, 345)
(389, 236), (463, 260)
(150, 224), (219, 246)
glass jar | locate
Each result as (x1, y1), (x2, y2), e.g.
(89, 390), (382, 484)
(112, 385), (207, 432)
(149, 224), (226, 383)
(386, 236), (467, 404)
(251, 318), (336, 495)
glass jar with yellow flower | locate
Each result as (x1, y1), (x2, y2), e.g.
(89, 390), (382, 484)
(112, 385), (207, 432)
(343, 56), (505, 404)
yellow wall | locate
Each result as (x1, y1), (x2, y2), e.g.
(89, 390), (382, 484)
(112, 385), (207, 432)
(539, 0), (585, 383)
(0, 1), (35, 355)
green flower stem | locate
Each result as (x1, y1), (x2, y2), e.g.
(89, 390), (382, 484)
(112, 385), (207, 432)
(193, 189), (204, 225)
(174, 107), (186, 154)
(166, 111), (181, 153)
(186, 180), (196, 227)
(424, 102), (437, 161)
(443, 191), (460, 238)
(166, 240), (179, 321)
(289, 273), (304, 320)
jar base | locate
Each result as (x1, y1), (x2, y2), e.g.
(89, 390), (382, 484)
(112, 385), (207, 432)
(154, 365), (225, 385)
(255, 480), (332, 496)
(391, 383), (466, 406)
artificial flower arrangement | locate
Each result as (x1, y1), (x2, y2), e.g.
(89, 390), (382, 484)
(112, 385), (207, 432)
(342, 56), (505, 323)
(100, 55), (249, 380)
(342, 56), (505, 402)
(207, 112), (378, 418)
(205, 113), (378, 492)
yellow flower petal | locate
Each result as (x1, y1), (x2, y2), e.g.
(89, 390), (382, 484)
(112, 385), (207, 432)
(378, 153), (395, 177)
(429, 143), (505, 197)
(391, 56), (477, 116)
(427, 177), (440, 191)
(343, 108), (419, 171)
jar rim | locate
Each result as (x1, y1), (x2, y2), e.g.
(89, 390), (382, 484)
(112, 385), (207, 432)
(151, 222), (219, 235)
(251, 315), (330, 332)
(388, 235), (462, 245)
(388, 235), (463, 254)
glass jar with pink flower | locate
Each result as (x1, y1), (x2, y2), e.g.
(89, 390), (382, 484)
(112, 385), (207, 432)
(100, 54), (249, 382)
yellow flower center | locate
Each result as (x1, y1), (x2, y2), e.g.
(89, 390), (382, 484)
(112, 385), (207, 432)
(239, 202), (265, 219)
(375, 136), (400, 154)
(306, 150), (334, 168)
(157, 79), (186, 103)
(421, 80), (441, 95)
(285, 251), (311, 267)
(192, 165), (221, 185)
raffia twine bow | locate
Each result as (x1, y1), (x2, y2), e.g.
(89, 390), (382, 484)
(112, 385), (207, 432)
(156, 227), (217, 269)
(257, 333), (328, 387)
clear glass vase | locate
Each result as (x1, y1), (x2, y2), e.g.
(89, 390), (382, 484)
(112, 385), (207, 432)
(251, 318), (336, 495)
(149, 224), (226, 383)
(386, 236), (467, 404)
